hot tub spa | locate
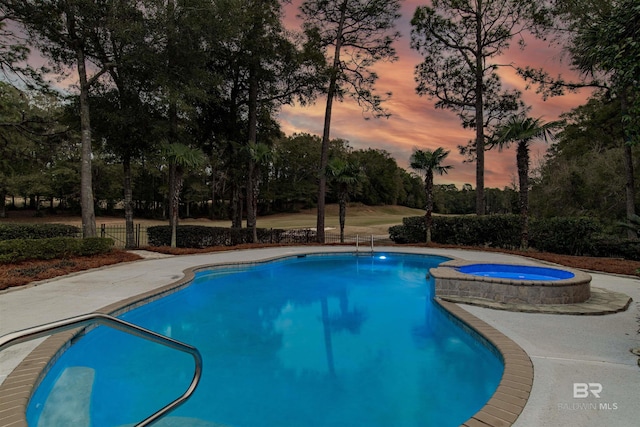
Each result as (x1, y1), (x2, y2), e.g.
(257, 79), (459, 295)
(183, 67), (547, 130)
(430, 260), (592, 305)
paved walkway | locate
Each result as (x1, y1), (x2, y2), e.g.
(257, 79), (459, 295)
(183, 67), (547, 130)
(1, 246), (639, 427)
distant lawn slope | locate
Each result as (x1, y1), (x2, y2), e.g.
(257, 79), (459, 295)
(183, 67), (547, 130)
(256, 204), (425, 235)
(0, 204), (426, 236)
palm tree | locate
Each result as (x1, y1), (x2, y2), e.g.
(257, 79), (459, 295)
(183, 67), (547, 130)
(410, 148), (452, 243)
(247, 142), (275, 243)
(161, 142), (205, 248)
(493, 115), (563, 249)
(326, 158), (363, 243)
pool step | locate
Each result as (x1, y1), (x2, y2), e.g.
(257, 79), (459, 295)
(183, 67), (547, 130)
(37, 366), (95, 427)
(119, 417), (229, 427)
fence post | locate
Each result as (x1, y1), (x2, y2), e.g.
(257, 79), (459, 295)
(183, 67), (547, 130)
(356, 235), (359, 252)
(101, 224), (105, 238)
(370, 235), (374, 253)
(136, 224), (141, 248)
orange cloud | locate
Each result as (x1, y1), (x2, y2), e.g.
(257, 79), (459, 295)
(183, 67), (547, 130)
(280, 1), (592, 189)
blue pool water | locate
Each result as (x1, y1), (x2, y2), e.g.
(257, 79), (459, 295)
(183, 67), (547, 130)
(27, 253), (503, 427)
(457, 263), (575, 281)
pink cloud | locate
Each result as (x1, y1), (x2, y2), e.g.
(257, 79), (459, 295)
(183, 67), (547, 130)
(279, 1), (592, 189)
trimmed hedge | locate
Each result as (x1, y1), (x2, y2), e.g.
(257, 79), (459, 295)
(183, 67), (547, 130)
(590, 235), (640, 260)
(77, 237), (116, 256)
(432, 215), (522, 248)
(528, 217), (603, 256)
(147, 225), (299, 248)
(389, 215), (610, 257)
(0, 224), (80, 240)
(390, 215), (521, 248)
(388, 225), (414, 244)
(0, 237), (114, 263)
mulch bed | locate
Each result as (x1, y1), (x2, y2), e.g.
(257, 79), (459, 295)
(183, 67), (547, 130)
(0, 250), (142, 291)
(1, 244), (638, 292)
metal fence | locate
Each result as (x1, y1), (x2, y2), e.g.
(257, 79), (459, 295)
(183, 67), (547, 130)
(99, 224), (391, 249)
(99, 224), (148, 248)
(323, 232), (393, 246)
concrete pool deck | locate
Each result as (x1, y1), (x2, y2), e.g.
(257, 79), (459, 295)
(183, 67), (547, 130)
(0, 246), (639, 426)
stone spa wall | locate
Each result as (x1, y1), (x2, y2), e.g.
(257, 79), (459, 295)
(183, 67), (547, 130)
(430, 260), (592, 305)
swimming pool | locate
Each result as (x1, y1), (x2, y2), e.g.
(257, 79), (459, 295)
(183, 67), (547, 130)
(27, 253), (504, 427)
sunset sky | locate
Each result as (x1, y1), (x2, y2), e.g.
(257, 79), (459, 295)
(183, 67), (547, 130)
(279, 0), (592, 189)
(17, 1), (592, 189)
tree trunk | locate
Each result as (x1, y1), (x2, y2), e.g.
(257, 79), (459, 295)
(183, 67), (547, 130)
(166, 0), (180, 248)
(474, 4), (485, 216)
(317, 0), (348, 244)
(0, 190), (6, 218)
(238, 189), (244, 228)
(231, 183), (241, 228)
(210, 155), (217, 220)
(169, 164), (183, 248)
(517, 142), (530, 249)
(425, 172), (434, 244)
(339, 190), (347, 243)
(229, 66), (242, 228)
(169, 163), (177, 247)
(76, 44), (97, 238)
(246, 174), (255, 233)
(123, 155), (135, 248)
(621, 90), (637, 238)
(64, 5), (97, 237)
(624, 143), (636, 238)
(246, 66), (259, 243)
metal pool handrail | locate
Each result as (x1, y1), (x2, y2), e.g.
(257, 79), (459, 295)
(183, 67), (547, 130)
(0, 312), (203, 427)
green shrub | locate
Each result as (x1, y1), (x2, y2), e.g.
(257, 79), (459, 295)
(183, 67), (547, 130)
(147, 225), (290, 248)
(529, 217), (603, 256)
(389, 214), (521, 248)
(432, 215), (521, 248)
(0, 224), (80, 240)
(431, 216), (471, 245)
(590, 235), (640, 260)
(79, 237), (114, 256)
(388, 224), (415, 244)
(0, 239), (29, 263)
(386, 217), (426, 244)
(31, 237), (82, 259)
(0, 237), (113, 264)
(389, 214), (613, 257)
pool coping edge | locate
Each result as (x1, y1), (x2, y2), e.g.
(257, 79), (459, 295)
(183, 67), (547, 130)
(435, 299), (533, 427)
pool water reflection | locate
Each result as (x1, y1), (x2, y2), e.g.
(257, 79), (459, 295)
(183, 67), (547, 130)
(27, 253), (503, 427)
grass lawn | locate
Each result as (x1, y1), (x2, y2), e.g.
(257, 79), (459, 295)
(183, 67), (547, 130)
(0, 203), (426, 235)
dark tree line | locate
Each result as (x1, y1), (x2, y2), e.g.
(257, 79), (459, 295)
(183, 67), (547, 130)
(0, 101), (427, 220)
